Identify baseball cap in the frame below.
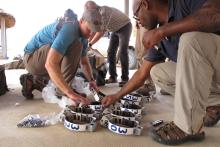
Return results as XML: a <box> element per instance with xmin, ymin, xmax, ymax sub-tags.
<box><xmin>82</xmin><ymin>9</ymin><xmax>102</xmax><ymax>32</ymax></box>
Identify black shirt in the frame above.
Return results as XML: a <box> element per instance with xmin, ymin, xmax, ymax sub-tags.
<box><xmin>145</xmin><ymin>0</ymin><xmax>207</xmax><ymax>62</ymax></box>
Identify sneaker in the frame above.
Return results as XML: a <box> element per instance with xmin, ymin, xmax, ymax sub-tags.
<box><xmin>136</xmin><ymin>82</ymin><xmax>156</xmax><ymax>96</ymax></box>
<box><xmin>119</xmin><ymin>80</ymin><xmax>127</xmax><ymax>87</ymax></box>
<box><xmin>20</xmin><ymin>73</ymin><xmax>48</xmax><ymax>99</ymax></box>
<box><xmin>105</xmin><ymin>77</ymin><xmax>118</xmax><ymax>84</ymax></box>
<box><xmin>160</xmin><ymin>89</ymin><xmax>171</xmax><ymax>95</ymax></box>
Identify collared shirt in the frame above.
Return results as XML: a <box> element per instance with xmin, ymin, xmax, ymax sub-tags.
<box><xmin>24</xmin><ymin>21</ymin><xmax>88</xmax><ymax>57</ymax></box>
<box><xmin>144</xmin><ymin>0</ymin><xmax>210</xmax><ymax>62</ymax></box>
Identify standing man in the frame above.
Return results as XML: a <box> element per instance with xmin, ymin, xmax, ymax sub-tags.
<box><xmin>20</xmin><ymin>9</ymin><xmax>99</xmax><ymax>105</ymax></box>
<box><xmin>84</xmin><ymin>1</ymin><xmax>132</xmax><ymax>86</ymax></box>
<box><xmin>101</xmin><ymin>0</ymin><xmax>220</xmax><ymax>145</ymax></box>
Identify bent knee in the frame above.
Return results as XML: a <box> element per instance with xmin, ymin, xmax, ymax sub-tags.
<box><xmin>150</xmin><ymin>64</ymin><xmax>165</xmax><ymax>82</ymax></box>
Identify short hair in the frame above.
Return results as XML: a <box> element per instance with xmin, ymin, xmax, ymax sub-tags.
<box><xmin>84</xmin><ymin>1</ymin><xmax>99</xmax><ymax>10</ymax></box>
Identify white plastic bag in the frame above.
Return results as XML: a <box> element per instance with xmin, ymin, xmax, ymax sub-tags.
<box><xmin>42</xmin><ymin>79</ymin><xmax>90</xmax><ymax>108</ymax></box>
<box><xmin>71</xmin><ymin>76</ymin><xmax>92</xmax><ymax>95</ymax></box>
<box><xmin>17</xmin><ymin>110</ymin><xmax>64</xmax><ymax>128</ymax></box>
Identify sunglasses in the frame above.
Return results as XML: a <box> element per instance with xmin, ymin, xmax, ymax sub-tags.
<box><xmin>133</xmin><ymin>0</ymin><xmax>145</xmax><ymax>20</ymax></box>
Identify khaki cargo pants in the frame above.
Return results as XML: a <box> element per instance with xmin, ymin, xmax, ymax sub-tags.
<box><xmin>150</xmin><ymin>32</ymin><xmax>220</xmax><ymax>134</ymax></box>
<box><xmin>23</xmin><ymin>41</ymin><xmax>82</xmax><ymax>85</ymax></box>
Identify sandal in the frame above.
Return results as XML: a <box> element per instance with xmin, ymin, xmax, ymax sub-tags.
<box><xmin>136</xmin><ymin>83</ymin><xmax>156</xmax><ymax>96</ymax></box>
<box><xmin>148</xmin><ymin>121</ymin><xmax>205</xmax><ymax>145</ymax></box>
<box><xmin>204</xmin><ymin>105</ymin><xmax>220</xmax><ymax>127</ymax></box>
<box><xmin>105</xmin><ymin>77</ymin><xmax>117</xmax><ymax>84</ymax></box>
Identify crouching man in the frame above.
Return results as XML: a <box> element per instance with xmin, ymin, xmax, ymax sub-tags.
<box><xmin>20</xmin><ymin>9</ymin><xmax>99</xmax><ymax>105</ymax></box>
<box><xmin>101</xmin><ymin>0</ymin><xmax>220</xmax><ymax>145</ymax></box>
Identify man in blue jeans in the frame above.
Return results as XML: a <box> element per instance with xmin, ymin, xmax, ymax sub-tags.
<box><xmin>84</xmin><ymin>1</ymin><xmax>132</xmax><ymax>86</ymax></box>
<box><xmin>101</xmin><ymin>0</ymin><xmax>220</xmax><ymax>145</ymax></box>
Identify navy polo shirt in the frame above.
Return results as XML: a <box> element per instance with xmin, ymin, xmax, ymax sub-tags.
<box><xmin>145</xmin><ymin>0</ymin><xmax>207</xmax><ymax>62</ymax></box>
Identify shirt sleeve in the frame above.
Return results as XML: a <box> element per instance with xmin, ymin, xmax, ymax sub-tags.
<box><xmin>144</xmin><ymin>48</ymin><xmax>166</xmax><ymax>62</ymax></box>
<box><xmin>189</xmin><ymin>0</ymin><xmax>206</xmax><ymax>13</ymax></box>
<box><xmin>180</xmin><ymin>0</ymin><xmax>206</xmax><ymax>14</ymax></box>
<box><xmin>51</xmin><ymin>22</ymin><xmax>78</xmax><ymax>55</ymax></box>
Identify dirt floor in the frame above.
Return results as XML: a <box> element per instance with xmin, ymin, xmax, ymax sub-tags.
<box><xmin>0</xmin><ymin>69</ymin><xmax>220</xmax><ymax>147</ymax></box>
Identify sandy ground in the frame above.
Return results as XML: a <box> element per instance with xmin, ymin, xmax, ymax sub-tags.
<box><xmin>0</xmin><ymin>69</ymin><xmax>220</xmax><ymax>147</ymax></box>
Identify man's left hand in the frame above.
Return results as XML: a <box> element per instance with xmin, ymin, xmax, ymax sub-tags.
<box><xmin>101</xmin><ymin>94</ymin><xmax>120</xmax><ymax>107</ymax></box>
<box><xmin>142</xmin><ymin>28</ymin><xmax>164</xmax><ymax>50</ymax></box>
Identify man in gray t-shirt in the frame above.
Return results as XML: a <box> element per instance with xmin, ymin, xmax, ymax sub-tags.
<box><xmin>83</xmin><ymin>1</ymin><xmax>132</xmax><ymax>86</ymax></box>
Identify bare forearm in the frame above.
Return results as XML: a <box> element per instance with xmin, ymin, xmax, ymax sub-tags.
<box><xmin>115</xmin><ymin>61</ymin><xmax>158</xmax><ymax>99</ymax></box>
<box><xmin>45</xmin><ymin>62</ymin><xmax>72</xmax><ymax>94</ymax></box>
<box><xmin>81</xmin><ymin>57</ymin><xmax>94</xmax><ymax>81</ymax></box>
<box><xmin>89</xmin><ymin>32</ymin><xmax>105</xmax><ymax>45</ymax></box>
<box><xmin>159</xmin><ymin>2</ymin><xmax>220</xmax><ymax>38</ymax></box>
<box><xmin>193</xmin><ymin>6</ymin><xmax>220</xmax><ymax>32</ymax></box>
<box><xmin>45</xmin><ymin>49</ymin><xmax>77</xmax><ymax>97</ymax></box>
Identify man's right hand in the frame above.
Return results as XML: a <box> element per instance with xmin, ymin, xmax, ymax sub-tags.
<box><xmin>67</xmin><ymin>91</ymin><xmax>91</xmax><ymax>106</ymax></box>
<box><xmin>101</xmin><ymin>94</ymin><xmax>120</xmax><ymax>107</ymax></box>
<box><xmin>142</xmin><ymin>28</ymin><xmax>164</xmax><ymax>50</ymax></box>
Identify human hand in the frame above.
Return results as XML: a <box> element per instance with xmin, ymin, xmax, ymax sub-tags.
<box><xmin>67</xmin><ymin>91</ymin><xmax>91</xmax><ymax>106</ymax></box>
<box><xmin>89</xmin><ymin>80</ymin><xmax>99</xmax><ymax>91</ymax></box>
<box><xmin>142</xmin><ymin>28</ymin><xmax>164</xmax><ymax>50</ymax></box>
<box><xmin>101</xmin><ymin>94</ymin><xmax>120</xmax><ymax>107</ymax></box>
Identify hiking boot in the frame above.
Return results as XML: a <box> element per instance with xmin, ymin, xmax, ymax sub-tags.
<box><xmin>20</xmin><ymin>73</ymin><xmax>48</xmax><ymax>99</ymax></box>
<box><xmin>136</xmin><ymin>82</ymin><xmax>156</xmax><ymax>96</ymax></box>
<box><xmin>204</xmin><ymin>105</ymin><xmax>220</xmax><ymax>127</ymax></box>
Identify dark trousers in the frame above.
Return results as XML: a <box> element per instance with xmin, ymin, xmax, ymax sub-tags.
<box><xmin>107</xmin><ymin>22</ymin><xmax>132</xmax><ymax>81</ymax></box>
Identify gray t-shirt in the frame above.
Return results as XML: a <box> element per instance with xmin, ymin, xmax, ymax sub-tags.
<box><xmin>99</xmin><ymin>6</ymin><xmax>130</xmax><ymax>32</ymax></box>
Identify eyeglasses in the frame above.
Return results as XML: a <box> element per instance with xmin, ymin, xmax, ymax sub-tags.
<box><xmin>133</xmin><ymin>0</ymin><xmax>145</xmax><ymax>19</ymax></box>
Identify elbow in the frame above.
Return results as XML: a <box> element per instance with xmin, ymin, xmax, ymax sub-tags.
<box><xmin>45</xmin><ymin>60</ymin><xmax>51</xmax><ymax>72</ymax></box>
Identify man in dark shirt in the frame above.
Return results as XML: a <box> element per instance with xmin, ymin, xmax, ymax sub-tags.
<box><xmin>101</xmin><ymin>0</ymin><xmax>220</xmax><ymax>145</ymax></box>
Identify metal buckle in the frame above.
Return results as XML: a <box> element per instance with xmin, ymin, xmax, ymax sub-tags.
<box><xmin>64</xmin><ymin>113</ymin><xmax>97</xmax><ymax>132</ymax></box>
<box><xmin>120</xmin><ymin>98</ymin><xmax>141</xmax><ymax>105</ymax></box>
<box><xmin>88</xmin><ymin>101</ymin><xmax>104</xmax><ymax>111</ymax></box>
<box><xmin>100</xmin><ymin>116</ymin><xmax>143</xmax><ymax>136</ymax></box>
<box><xmin>123</xmin><ymin>93</ymin><xmax>143</xmax><ymax>102</ymax></box>
<box><xmin>120</xmin><ymin>103</ymin><xmax>143</xmax><ymax>115</ymax></box>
